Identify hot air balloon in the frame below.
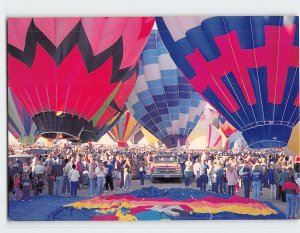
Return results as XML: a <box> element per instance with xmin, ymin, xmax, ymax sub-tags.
<box><xmin>141</xmin><ymin>127</ymin><xmax>160</xmax><ymax>147</ymax></box>
<box><xmin>130</xmin><ymin>129</ymin><xmax>144</xmax><ymax>145</ymax></box>
<box><xmin>200</xmin><ymin>107</ymin><xmax>220</xmax><ymax>128</ymax></box>
<box><xmin>8</xmin><ymin>17</ymin><xmax>154</xmax><ymax>142</ymax></box>
<box><xmin>187</xmin><ymin>122</ymin><xmax>222</xmax><ymax>149</ymax></box>
<box><xmin>108</xmin><ymin>110</ymin><xmax>140</xmax><ymax>147</ymax></box>
<box><xmin>218</xmin><ymin>115</ymin><xmax>237</xmax><ymax>138</ymax></box>
<box><xmin>284</xmin><ymin>122</ymin><xmax>300</xmax><ymax>155</ymax></box>
<box><xmin>226</xmin><ymin>131</ymin><xmax>248</xmax><ymax>150</ymax></box>
<box><xmin>126</xmin><ymin>30</ymin><xmax>207</xmax><ymax>148</ymax></box>
<box><xmin>157</xmin><ymin>16</ymin><xmax>299</xmax><ymax>149</ymax></box>
<box><xmin>93</xmin><ymin>107</ymin><xmax>126</xmax><ymax>142</ymax></box>
<box><xmin>8</xmin><ymin>87</ymin><xmax>39</xmax><ymax>144</ymax></box>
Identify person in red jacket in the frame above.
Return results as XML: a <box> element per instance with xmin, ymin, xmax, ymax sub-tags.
<box><xmin>282</xmin><ymin>172</ymin><xmax>300</xmax><ymax>219</ymax></box>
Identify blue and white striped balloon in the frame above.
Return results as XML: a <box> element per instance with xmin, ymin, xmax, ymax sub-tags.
<box><xmin>126</xmin><ymin>30</ymin><xmax>206</xmax><ymax>148</ymax></box>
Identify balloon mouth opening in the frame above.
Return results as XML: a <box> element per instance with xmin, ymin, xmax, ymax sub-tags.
<box><xmin>42</xmin><ymin>132</ymin><xmax>78</xmax><ymax>141</ymax></box>
<box><xmin>161</xmin><ymin>135</ymin><xmax>188</xmax><ymax>148</ymax></box>
<box><xmin>117</xmin><ymin>141</ymin><xmax>128</xmax><ymax>147</ymax></box>
<box><xmin>32</xmin><ymin>111</ymin><xmax>95</xmax><ymax>142</ymax></box>
<box><xmin>242</xmin><ymin>124</ymin><xmax>292</xmax><ymax>149</ymax></box>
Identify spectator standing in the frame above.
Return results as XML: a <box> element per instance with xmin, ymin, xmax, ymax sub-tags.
<box><xmin>193</xmin><ymin>158</ymin><xmax>201</xmax><ymax>188</ymax></box>
<box><xmin>278</xmin><ymin>167</ymin><xmax>289</xmax><ymax>202</ymax></box>
<box><xmin>13</xmin><ymin>173</ymin><xmax>22</xmax><ymax>200</ymax></box>
<box><xmin>226</xmin><ymin>164</ymin><xmax>239</xmax><ymax>195</ymax></box>
<box><xmin>33</xmin><ymin>161</ymin><xmax>46</xmax><ymax>195</ymax></box>
<box><xmin>21</xmin><ymin>171</ymin><xmax>32</xmax><ymax>201</ymax></box>
<box><xmin>123</xmin><ymin>159</ymin><xmax>132</xmax><ymax>191</ymax></box>
<box><xmin>75</xmin><ymin>155</ymin><xmax>84</xmax><ymax>189</ymax></box>
<box><xmin>282</xmin><ymin>173</ymin><xmax>300</xmax><ymax>219</ymax></box>
<box><xmin>268</xmin><ymin>164</ymin><xmax>276</xmax><ymax>199</ymax></box>
<box><xmin>214</xmin><ymin>161</ymin><xmax>224</xmax><ymax>194</ymax></box>
<box><xmin>139</xmin><ymin>167</ymin><xmax>146</xmax><ymax>186</ymax></box>
<box><xmin>46</xmin><ymin>164</ymin><xmax>55</xmax><ymax>195</ymax></box>
<box><xmin>251</xmin><ymin>165</ymin><xmax>263</xmax><ymax>201</ymax></box>
<box><xmin>105</xmin><ymin>157</ymin><xmax>115</xmax><ymax>192</ymax></box>
<box><xmin>68</xmin><ymin>164</ymin><xmax>80</xmax><ymax>196</ymax></box>
<box><xmin>95</xmin><ymin>161</ymin><xmax>107</xmax><ymax>196</ymax></box>
<box><xmin>62</xmin><ymin>158</ymin><xmax>72</xmax><ymax>195</ymax></box>
<box><xmin>274</xmin><ymin>164</ymin><xmax>282</xmax><ymax>200</ymax></box>
<box><xmin>239</xmin><ymin>162</ymin><xmax>252</xmax><ymax>198</ymax></box>
<box><xmin>54</xmin><ymin>158</ymin><xmax>64</xmax><ymax>196</ymax></box>
<box><xmin>114</xmin><ymin>156</ymin><xmax>122</xmax><ymax>190</ymax></box>
<box><xmin>87</xmin><ymin>156</ymin><xmax>97</xmax><ymax>197</ymax></box>
<box><xmin>199</xmin><ymin>161</ymin><xmax>209</xmax><ymax>192</ymax></box>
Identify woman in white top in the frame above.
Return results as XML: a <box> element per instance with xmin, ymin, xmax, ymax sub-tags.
<box><xmin>123</xmin><ymin>159</ymin><xmax>132</xmax><ymax>191</ymax></box>
<box><xmin>68</xmin><ymin>164</ymin><xmax>80</xmax><ymax>196</ymax></box>
<box><xmin>95</xmin><ymin>161</ymin><xmax>107</xmax><ymax>196</ymax></box>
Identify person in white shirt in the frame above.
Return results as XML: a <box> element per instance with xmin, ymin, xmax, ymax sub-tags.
<box><xmin>68</xmin><ymin>164</ymin><xmax>80</xmax><ymax>196</ymax></box>
<box><xmin>34</xmin><ymin>161</ymin><xmax>46</xmax><ymax>175</ymax></box>
<box><xmin>193</xmin><ymin>158</ymin><xmax>201</xmax><ymax>188</ymax></box>
<box><xmin>95</xmin><ymin>161</ymin><xmax>107</xmax><ymax>196</ymax></box>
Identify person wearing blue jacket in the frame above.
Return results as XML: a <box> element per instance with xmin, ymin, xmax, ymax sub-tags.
<box><xmin>239</xmin><ymin>162</ymin><xmax>252</xmax><ymax>198</ymax></box>
<box><xmin>268</xmin><ymin>164</ymin><xmax>276</xmax><ymax>199</ymax></box>
<box><xmin>139</xmin><ymin>167</ymin><xmax>146</xmax><ymax>186</ymax></box>
<box><xmin>251</xmin><ymin>165</ymin><xmax>263</xmax><ymax>201</ymax></box>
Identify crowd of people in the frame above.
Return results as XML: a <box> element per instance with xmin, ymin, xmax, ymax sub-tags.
<box><xmin>7</xmin><ymin>143</ymin><xmax>300</xmax><ymax>219</ymax></box>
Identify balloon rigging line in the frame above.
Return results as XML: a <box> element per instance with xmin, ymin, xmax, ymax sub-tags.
<box><xmin>272</xmin><ymin>17</ymin><xmax>282</xmax><ymax>122</ymax></box>
<box><xmin>221</xmin><ymin>16</ymin><xmax>257</xmax><ymax>125</ymax></box>
<box><xmin>249</xmin><ymin>16</ymin><xmax>266</xmax><ymax>123</ymax></box>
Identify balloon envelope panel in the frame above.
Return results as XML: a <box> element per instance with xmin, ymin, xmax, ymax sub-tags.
<box><xmin>8</xmin><ymin>17</ymin><xmax>154</xmax><ymax>141</ymax></box>
<box><xmin>157</xmin><ymin>16</ymin><xmax>299</xmax><ymax>149</ymax></box>
<box><xmin>126</xmin><ymin>30</ymin><xmax>206</xmax><ymax>148</ymax></box>
<box><xmin>8</xmin><ymin>88</ymin><xmax>39</xmax><ymax>144</ymax></box>
<box><xmin>108</xmin><ymin>110</ymin><xmax>140</xmax><ymax>147</ymax></box>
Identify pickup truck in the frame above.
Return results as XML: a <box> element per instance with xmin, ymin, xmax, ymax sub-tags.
<box><xmin>151</xmin><ymin>154</ymin><xmax>182</xmax><ymax>183</ymax></box>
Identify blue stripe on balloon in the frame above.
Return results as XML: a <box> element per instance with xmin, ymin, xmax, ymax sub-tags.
<box><xmin>23</xmin><ymin>110</ymin><xmax>32</xmax><ymax>135</ymax></box>
<box><xmin>8</xmin><ymin>116</ymin><xmax>22</xmax><ymax>136</ymax></box>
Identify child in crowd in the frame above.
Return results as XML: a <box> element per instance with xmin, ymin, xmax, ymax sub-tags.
<box><xmin>13</xmin><ymin>173</ymin><xmax>22</xmax><ymax>200</ymax></box>
<box><xmin>139</xmin><ymin>167</ymin><xmax>146</xmax><ymax>186</ymax></box>
<box><xmin>22</xmin><ymin>171</ymin><xmax>32</xmax><ymax>201</ymax></box>
<box><xmin>36</xmin><ymin>177</ymin><xmax>44</xmax><ymax>195</ymax></box>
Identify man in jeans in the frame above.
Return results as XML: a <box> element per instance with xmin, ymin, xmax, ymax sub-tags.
<box><xmin>199</xmin><ymin>161</ymin><xmax>209</xmax><ymax>192</ymax></box>
<box><xmin>214</xmin><ymin>162</ymin><xmax>224</xmax><ymax>194</ymax></box>
<box><xmin>54</xmin><ymin>158</ymin><xmax>64</xmax><ymax>196</ymax></box>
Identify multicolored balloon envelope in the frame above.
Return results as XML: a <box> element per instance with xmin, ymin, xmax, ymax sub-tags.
<box><xmin>130</xmin><ymin>129</ymin><xmax>144</xmax><ymax>145</ymax></box>
<box><xmin>141</xmin><ymin>127</ymin><xmax>160</xmax><ymax>147</ymax></box>
<box><xmin>187</xmin><ymin>122</ymin><xmax>222</xmax><ymax>149</ymax></box>
<box><xmin>8</xmin><ymin>87</ymin><xmax>39</xmax><ymax>144</ymax></box>
<box><xmin>50</xmin><ymin>187</ymin><xmax>286</xmax><ymax>221</ymax></box>
<box><xmin>218</xmin><ymin>115</ymin><xmax>237</xmax><ymax>138</ymax></box>
<box><xmin>126</xmin><ymin>30</ymin><xmax>207</xmax><ymax>148</ymax></box>
<box><xmin>200</xmin><ymin>107</ymin><xmax>220</xmax><ymax>128</ymax></box>
<box><xmin>8</xmin><ymin>17</ymin><xmax>154</xmax><ymax>142</ymax></box>
<box><xmin>93</xmin><ymin>107</ymin><xmax>126</xmax><ymax>142</ymax></box>
<box><xmin>108</xmin><ymin>110</ymin><xmax>140</xmax><ymax>147</ymax></box>
<box><xmin>156</xmin><ymin>16</ymin><xmax>299</xmax><ymax>149</ymax></box>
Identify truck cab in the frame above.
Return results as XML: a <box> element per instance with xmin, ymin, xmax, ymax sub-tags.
<box><xmin>151</xmin><ymin>154</ymin><xmax>182</xmax><ymax>183</ymax></box>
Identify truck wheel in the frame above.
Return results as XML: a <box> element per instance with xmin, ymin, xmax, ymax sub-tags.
<box><xmin>152</xmin><ymin>178</ymin><xmax>156</xmax><ymax>183</ymax></box>
<box><xmin>178</xmin><ymin>178</ymin><xmax>182</xmax><ymax>183</ymax></box>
